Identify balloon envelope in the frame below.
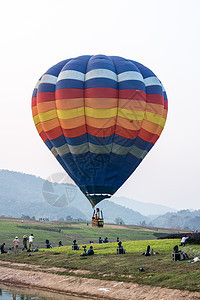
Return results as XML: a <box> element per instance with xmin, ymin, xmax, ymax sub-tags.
<box><xmin>32</xmin><ymin>55</ymin><xmax>168</xmax><ymax>207</ymax></box>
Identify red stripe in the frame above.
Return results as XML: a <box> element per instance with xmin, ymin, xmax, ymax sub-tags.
<box><xmin>56</xmin><ymin>89</ymin><xmax>84</xmax><ymax>99</ymax></box>
<box><xmin>42</xmin><ymin>125</ymin><xmax>160</xmax><ymax>144</ymax></box>
<box><xmin>164</xmin><ymin>99</ymin><xmax>168</xmax><ymax>110</ymax></box>
<box><xmin>87</xmin><ymin>125</ymin><xmax>115</xmax><ymax>137</ymax></box>
<box><xmin>63</xmin><ymin>125</ymin><xmax>86</xmax><ymax>138</ymax></box>
<box><xmin>37</xmin><ymin>92</ymin><xmax>55</xmax><ymax>103</ymax></box>
<box><xmin>32</xmin><ymin>97</ymin><xmax>36</xmax><ymax>107</ymax></box>
<box><xmin>45</xmin><ymin>127</ymin><xmax>64</xmax><ymax>140</ymax></box>
<box><xmin>40</xmin><ymin>131</ymin><xmax>48</xmax><ymax>142</ymax></box>
<box><xmin>119</xmin><ymin>89</ymin><xmax>146</xmax><ymax>100</ymax></box>
<box><xmin>138</xmin><ymin>128</ymin><xmax>159</xmax><ymax>143</ymax></box>
<box><xmin>115</xmin><ymin>126</ymin><xmax>139</xmax><ymax>139</ymax></box>
<box><xmin>85</xmin><ymin>88</ymin><xmax>118</xmax><ymax>98</ymax></box>
<box><xmin>146</xmin><ymin>94</ymin><xmax>164</xmax><ymax>105</ymax></box>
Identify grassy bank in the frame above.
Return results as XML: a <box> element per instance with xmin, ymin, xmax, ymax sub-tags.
<box><xmin>0</xmin><ymin>239</ymin><xmax>200</xmax><ymax>292</ymax></box>
<box><xmin>1</xmin><ymin>218</ymin><xmax>199</xmax><ymax>293</ymax></box>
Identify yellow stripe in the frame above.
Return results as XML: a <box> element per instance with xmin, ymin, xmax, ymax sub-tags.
<box><xmin>145</xmin><ymin>111</ymin><xmax>166</xmax><ymax>127</ymax></box>
<box><xmin>57</xmin><ymin>107</ymin><xmax>84</xmax><ymax>119</ymax></box>
<box><xmin>118</xmin><ymin>108</ymin><xmax>144</xmax><ymax>121</ymax></box>
<box><xmin>85</xmin><ymin>107</ymin><xmax>117</xmax><ymax>118</ymax></box>
<box><xmin>33</xmin><ymin>114</ymin><xmax>40</xmax><ymax>125</ymax></box>
<box><xmin>33</xmin><ymin>110</ymin><xmax>57</xmax><ymax>125</ymax></box>
<box><xmin>33</xmin><ymin>107</ymin><xmax>167</xmax><ymax>126</ymax></box>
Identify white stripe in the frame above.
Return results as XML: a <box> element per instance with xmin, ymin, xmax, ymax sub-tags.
<box><xmin>160</xmin><ymin>82</ymin><xmax>166</xmax><ymax>92</ymax></box>
<box><xmin>85</xmin><ymin>69</ymin><xmax>117</xmax><ymax>81</ymax></box>
<box><xmin>118</xmin><ymin>71</ymin><xmax>144</xmax><ymax>83</ymax></box>
<box><xmin>57</xmin><ymin>70</ymin><xmax>85</xmax><ymax>82</ymax></box>
<box><xmin>40</xmin><ymin>74</ymin><xmax>58</xmax><ymax>85</ymax></box>
<box><xmin>34</xmin><ymin>80</ymin><xmax>41</xmax><ymax>89</ymax></box>
<box><xmin>144</xmin><ymin>76</ymin><xmax>162</xmax><ymax>87</ymax></box>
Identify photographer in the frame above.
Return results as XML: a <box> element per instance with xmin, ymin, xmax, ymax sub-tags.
<box><xmin>81</xmin><ymin>246</ymin><xmax>94</xmax><ymax>256</ymax></box>
<box><xmin>72</xmin><ymin>240</ymin><xmax>79</xmax><ymax>250</ymax></box>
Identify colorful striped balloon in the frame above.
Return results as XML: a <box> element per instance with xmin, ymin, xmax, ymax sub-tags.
<box><xmin>32</xmin><ymin>55</ymin><xmax>168</xmax><ymax>207</ymax></box>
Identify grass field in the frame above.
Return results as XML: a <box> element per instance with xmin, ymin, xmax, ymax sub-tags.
<box><xmin>0</xmin><ymin>218</ymin><xmax>200</xmax><ymax>292</ymax></box>
<box><xmin>0</xmin><ymin>217</ymin><xmax>186</xmax><ymax>248</ymax></box>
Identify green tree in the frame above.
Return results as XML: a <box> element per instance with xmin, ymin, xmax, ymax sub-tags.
<box><xmin>114</xmin><ymin>217</ymin><xmax>125</xmax><ymax>225</ymax></box>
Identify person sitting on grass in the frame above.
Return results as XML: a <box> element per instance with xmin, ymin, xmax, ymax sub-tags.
<box><xmin>117</xmin><ymin>241</ymin><xmax>127</xmax><ymax>254</ymax></box>
<box><xmin>99</xmin><ymin>237</ymin><xmax>103</xmax><ymax>243</ymax></box>
<box><xmin>103</xmin><ymin>237</ymin><xmax>109</xmax><ymax>243</ymax></box>
<box><xmin>173</xmin><ymin>245</ymin><xmax>189</xmax><ymax>260</ymax></box>
<box><xmin>80</xmin><ymin>246</ymin><xmax>94</xmax><ymax>257</ymax></box>
<box><xmin>142</xmin><ymin>245</ymin><xmax>151</xmax><ymax>256</ymax></box>
<box><xmin>46</xmin><ymin>239</ymin><xmax>53</xmax><ymax>249</ymax></box>
<box><xmin>0</xmin><ymin>243</ymin><xmax>7</xmax><ymax>254</ymax></box>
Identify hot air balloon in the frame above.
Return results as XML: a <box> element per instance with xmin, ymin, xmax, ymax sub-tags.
<box><xmin>32</xmin><ymin>55</ymin><xmax>168</xmax><ymax>219</ymax></box>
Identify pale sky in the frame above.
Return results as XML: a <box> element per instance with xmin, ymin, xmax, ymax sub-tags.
<box><xmin>1</xmin><ymin>0</ymin><xmax>200</xmax><ymax>210</ymax></box>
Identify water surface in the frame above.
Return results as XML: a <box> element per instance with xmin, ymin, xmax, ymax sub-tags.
<box><xmin>0</xmin><ymin>284</ymin><xmax>84</xmax><ymax>299</ymax></box>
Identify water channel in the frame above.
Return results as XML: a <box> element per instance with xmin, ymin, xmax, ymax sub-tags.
<box><xmin>0</xmin><ymin>284</ymin><xmax>85</xmax><ymax>300</ymax></box>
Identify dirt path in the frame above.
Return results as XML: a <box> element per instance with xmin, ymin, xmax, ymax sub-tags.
<box><xmin>0</xmin><ymin>262</ymin><xmax>199</xmax><ymax>299</ymax></box>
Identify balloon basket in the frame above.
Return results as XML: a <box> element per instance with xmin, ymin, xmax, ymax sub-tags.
<box><xmin>91</xmin><ymin>218</ymin><xmax>104</xmax><ymax>228</ymax></box>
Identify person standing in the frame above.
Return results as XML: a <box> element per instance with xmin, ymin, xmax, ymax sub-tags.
<box><xmin>13</xmin><ymin>237</ymin><xmax>19</xmax><ymax>254</ymax></box>
<box><xmin>28</xmin><ymin>234</ymin><xmax>34</xmax><ymax>250</ymax></box>
<box><xmin>180</xmin><ymin>236</ymin><xmax>189</xmax><ymax>246</ymax></box>
<box><xmin>22</xmin><ymin>235</ymin><xmax>28</xmax><ymax>250</ymax></box>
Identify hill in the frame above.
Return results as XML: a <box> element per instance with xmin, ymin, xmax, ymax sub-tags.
<box><xmin>110</xmin><ymin>196</ymin><xmax>176</xmax><ymax>216</ymax></box>
<box><xmin>0</xmin><ymin>170</ymin><xmax>149</xmax><ymax>225</ymax></box>
<box><xmin>150</xmin><ymin>209</ymin><xmax>200</xmax><ymax>230</ymax></box>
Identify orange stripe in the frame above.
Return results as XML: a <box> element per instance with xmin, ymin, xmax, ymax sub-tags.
<box><xmin>142</xmin><ymin>120</ymin><xmax>163</xmax><ymax>135</ymax></box>
<box><xmin>56</xmin><ymin>98</ymin><xmax>83</xmax><ymax>110</ymax></box>
<box><xmin>86</xmin><ymin>116</ymin><xmax>116</xmax><ymax>128</ymax></box>
<box><xmin>116</xmin><ymin>117</ymin><xmax>142</xmax><ymax>130</ymax></box>
<box><xmin>118</xmin><ymin>99</ymin><xmax>146</xmax><ymax>111</ymax></box>
<box><xmin>37</xmin><ymin>101</ymin><xmax>56</xmax><ymax>113</ymax></box>
<box><xmin>32</xmin><ymin>106</ymin><xmax>38</xmax><ymax>117</ymax></box>
<box><xmin>85</xmin><ymin>98</ymin><xmax>117</xmax><ymax>109</ymax></box>
<box><xmin>40</xmin><ymin>118</ymin><xmax>61</xmax><ymax>131</ymax></box>
<box><xmin>36</xmin><ymin>123</ymin><xmax>43</xmax><ymax>134</ymax></box>
<box><xmin>162</xmin><ymin>109</ymin><xmax>168</xmax><ymax>119</ymax></box>
<box><xmin>59</xmin><ymin>116</ymin><xmax>85</xmax><ymax>129</ymax></box>
<box><xmin>146</xmin><ymin>103</ymin><xmax>163</xmax><ymax>115</ymax></box>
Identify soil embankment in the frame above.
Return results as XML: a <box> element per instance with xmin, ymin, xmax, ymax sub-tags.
<box><xmin>0</xmin><ymin>261</ymin><xmax>199</xmax><ymax>299</ymax></box>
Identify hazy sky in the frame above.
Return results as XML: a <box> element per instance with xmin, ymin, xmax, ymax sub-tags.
<box><xmin>1</xmin><ymin>0</ymin><xmax>200</xmax><ymax>210</ymax></box>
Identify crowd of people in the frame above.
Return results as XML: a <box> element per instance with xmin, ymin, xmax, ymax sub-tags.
<box><xmin>0</xmin><ymin>234</ymin><xmax>191</xmax><ymax>262</ymax></box>
<box><xmin>1</xmin><ymin>234</ymin><xmax>35</xmax><ymax>254</ymax></box>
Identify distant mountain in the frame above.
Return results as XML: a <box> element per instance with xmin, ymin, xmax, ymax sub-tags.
<box><xmin>150</xmin><ymin>209</ymin><xmax>200</xmax><ymax>230</ymax></box>
<box><xmin>110</xmin><ymin>196</ymin><xmax>176</xmax><ymax>216</ymax></box>
<box><xmin>0</xmin><ymin>170</ymin><xmax>149</xmax><ymax>225</ymax></box>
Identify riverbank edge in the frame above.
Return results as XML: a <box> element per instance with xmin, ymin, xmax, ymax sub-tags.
<box><xmin>0</xmin><ymin>263</ymin><xmax>200</xmax><ymax>299</ymax></box>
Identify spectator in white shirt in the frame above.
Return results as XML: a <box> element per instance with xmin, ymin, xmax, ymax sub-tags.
<box><xmin>180</xmin><ymin>236</ymin><xmax>188</xmax><ymax>246</ymax></box>
<box><xmin>28</xmin><ymin>234</ymin><xmax>34</xmax><ymax>250</ymax></box>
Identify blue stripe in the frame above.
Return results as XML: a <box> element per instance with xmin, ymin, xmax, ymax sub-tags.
<box><xmin>56</xmin><ymin>79</ymin><xmax>84</xmax><ymax>90</ymax></box>
<box><xmin>86</xmin><ymin>55</ymin><xmax>116</xmax><ymax>73</ymax></box>
<box><xmin>146</xmin><ymin>85</ymin><xmax>163</xmax><ymax>95</ymax></box>
<box><xmin>85</xmin><ymin>78</ymin><xmax>118</xmax><ymax>89</ymax></box>
<box><xmin>119</xmin><ymin>80</ymin><xmax>145</xmax><ymax>91</ymax></box>
<box><xmin>45</xmin><ymin>60</ymin><xmax>70</xmax><ymax>77</ymax></box>
<box><xmin>61</xmin><ymin>56</ymin><xmax>91</xmax><ymax>73</ymax></box>
<box><xmin>32</xmin><ymin>89</ymin><xmax>37</xmax><ymax>97</ymax></box>
<box><xmin>45</xmin><ymin>139</ymin><xmax>53</xmax><ymax>150</ymax></box>
<box><xmin>37</xmin><ymin>83</ymin><xmax>55</xmax><ymax>93</ymax></box>
<box><xmin>131</xmin><ymin>61</ymin><xmax>156</xmax><ymax>79</ymax></box>
<box><xmin>111</xmin><ymin>56</ymin><xmax>141</xmax><ymax>74</ymax></box>
<box><xmin>134</xmin><ymin>137</ymin><xmax>153</xmax><ymax>150</ymax></box>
